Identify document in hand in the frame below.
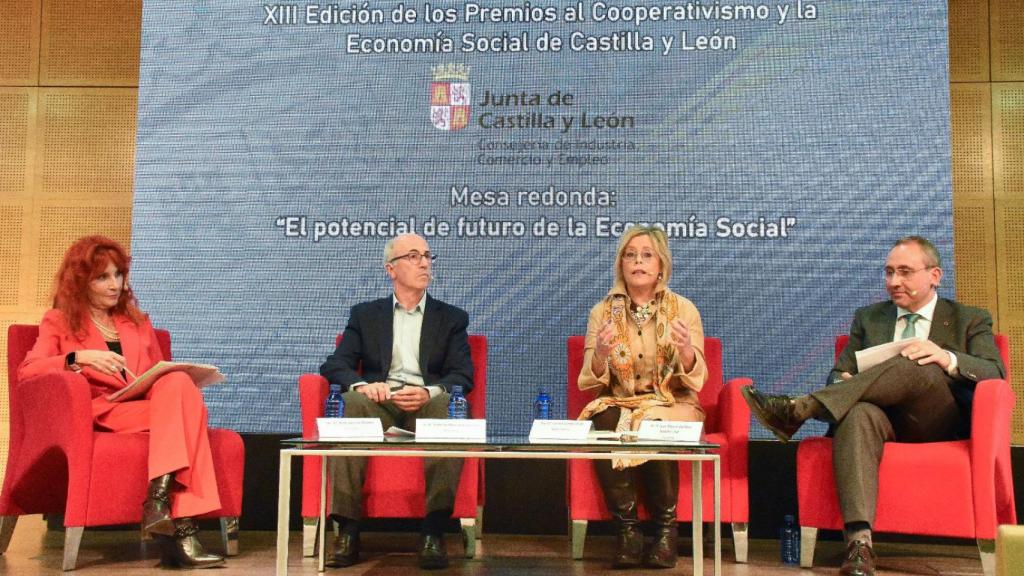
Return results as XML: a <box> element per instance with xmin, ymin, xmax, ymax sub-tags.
<box><xmin>854</xmin><ymin>337</ymin><xmax>924</xmax><ymax>372</ymax></box>
<box><xmin>106</xmin><ymin>361</ymin><xmax>226</xmax><ymax>402</ymax></box>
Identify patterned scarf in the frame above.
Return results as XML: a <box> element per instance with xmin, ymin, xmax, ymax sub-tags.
<box><xmin>578</xmin><ymin>291</ymin><xmax>682</xmax><ymax>468</ymax></box>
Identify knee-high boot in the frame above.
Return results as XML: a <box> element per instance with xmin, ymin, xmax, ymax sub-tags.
<box><xmin>594</xmin><ymin>461</ymin><xmax>643</xmax><ymax>568</ymax></box>
<box><xmin>641</xmin><ymin>461</ymin><xmax>679</xmax><ymax>569</ymax></box>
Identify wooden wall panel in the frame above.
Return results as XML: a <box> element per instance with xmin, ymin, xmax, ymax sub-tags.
<box><xmin>951</xmin><ymin>83</ymin><xmax>993</xmax><ymax>201</ymax></box>
<box><xmin>991</xmin><ymin>0</ymin><xmax>1024</xmax><ymax>81</ymax></box>
<box><xmin>34</xmin><ymin>206</ymin><xmax>133</xmax><ymax>307</ymax></box>
<box><xmin>0</xmin><ymin>89</ymin><xmax>35</xmax><ymax>199</ymax></box>
<box><xmin>0</xmin><ymin>0</ymin><xmax>40</xmax><ymax>86</ymax></box>
<box><xmin>948</xmin><ymin>0</ymin><xmax>990</xmax><ymax>82</ymax></box>
<box><xmin>992</xmin><ymin>82</ymin><xmax>1024</xmax><ymax>441</ymax></box>
<box><xmin>953</xmin><ymin>200</ymin><xmax>998</xmax><ymax>316</ymax></box>
<box><xmin>993</xmin><ymin>84</ymin><xmax>1024</xmax><ymax>202</ymax></box>
<box><xmin>39</xmin><ymin>0</ymin><xmax>142</xmax><ymax>87</ymax></box>
<box><xmin>37</xmin><ymin>89</ymin><xmax>137</xmax><ymax>198</ymax></box>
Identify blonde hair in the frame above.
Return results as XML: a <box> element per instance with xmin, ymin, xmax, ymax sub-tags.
<box><xmin>612</xmin><ymin>226</ymin><xmax>672</xmax><ymax>293</ymax></box>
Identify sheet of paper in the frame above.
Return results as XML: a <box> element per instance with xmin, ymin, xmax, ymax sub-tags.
<box><xmin>854</xmin><ymin>337</ymin><xmax>923</xmax><ymax>372</ymax></box>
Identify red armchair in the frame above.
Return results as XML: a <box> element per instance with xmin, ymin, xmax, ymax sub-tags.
<box><xmin>566</xmin><ymin>335</ymin><xmax>751</xmax><ymax>562</ymax></box>
<box><xmin>0</xmin><ymin>324</ymin><xmax>245</xmax><ymax>571</ymax></box>
<box><xmin>797</xmin><ymin>334</ymin><xmax>1015</xmax><ymax>575</ymax></box>
<box><xmin>298</xmin><ymin>334</ymin><xmax>487</xmax><ymax>558</ymax></box>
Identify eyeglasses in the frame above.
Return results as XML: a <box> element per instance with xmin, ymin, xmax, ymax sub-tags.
<box><xmin>883</xmin><ymin>266</ymin><xmax>935</xmax><ymax>280</ymax></box>
<box><xmin>388</xmin><ymin>251</ymin><xmax>436</xmax><ymax>265</ymax></box>
<box><xmin>623</xmin><ymin>250</ymin><xmax>656</xmax><ymax>263</ymax></box>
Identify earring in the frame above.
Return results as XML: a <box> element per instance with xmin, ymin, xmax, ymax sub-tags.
<box><xmin>658</xmin><ymin>273</ymin><xmax>663</xmax><ymax>280</ymax></box>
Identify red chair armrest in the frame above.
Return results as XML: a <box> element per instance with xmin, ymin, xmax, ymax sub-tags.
<box><xmin>969</xmin><ymin>377</ymin><xmax>1017</xmax><ymax>538</ymax></box>
<box><xmin>299</xmin><ymin>373</ymin><xmax>329</xmax><ymax>438</ymax></box>
<box><xmin>1</xmin><ymin>372</ymin><xmax>96</xmax><ymax>515</ymax></box>
<box><xmin>717</xmin><ymin>377</ymin><xmax>752</xmax><ymax>442</ymax></box>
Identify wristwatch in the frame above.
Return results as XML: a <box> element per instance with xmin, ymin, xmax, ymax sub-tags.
<box><xmin>66</xmin><ymin>352</ymin><xmax>83</xmax><ymax>373</ymax></box>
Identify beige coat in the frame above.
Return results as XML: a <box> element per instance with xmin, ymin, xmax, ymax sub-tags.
<box><xmin>578</xmin><ymin>289</ymin><xmax>707</xmax><ymax>422</ymax></box>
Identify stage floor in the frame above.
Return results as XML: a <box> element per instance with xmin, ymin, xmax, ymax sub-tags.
<box><xmin>1</xmin><ymin>514</ymin><xmax>986</xmax><ymax>575</ymax></box>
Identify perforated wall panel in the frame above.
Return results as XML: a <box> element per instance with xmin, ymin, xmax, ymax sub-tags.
<box><xmin>0</xmin><ymin>206</ymin><xmax>24</xmax><ymax>308</ymax></box>
<box><xmin>0</xmin><ymin>90</ymin><xmax>33</xmax><ymax>199</ymax></box>
<box><xmin>35</xmin><ymin>206</ymin><xmax>133</xmax><ymax>306</ymax></box>
<box><xmin>40</xmin><ymin>0</ymin><xmax>141</xmax><ymax>86</ymax></box>
<box><xmin>992</xmin><ymin>0</ymin><xmax>1024</xmax><ymax>81</ymax></box>
<box><xmin>948</xmin><ymin>0</ymin><xmax>990</xmax><ymax>82</ymax></box>
<box><xmin>951</xmin><ymin>83</ymin><xmax>993</xmax><ymax>201</ymax></box>
<box><xmin>0</xmin><ymin>0</ymin><xmax>40</xmax><ymax>85</ymax></box>
<box><xmin>953</xmin><ymin>201</ymin><xmax>998</xmax><ymax>315</ymax></box>
<box><xmin>994</xmin><ymin>84</ymin><xmax>1024</xmax><ymax>202</ymax></box>
<box><xmin>39</xmin><ymin>89</ymin><xmax>137</xmax><ymax>197</ymax></box>
<box><xmin>1007</xmin><ymin>322</ymin><xmax>1024</xmax><ymax>444</ymax></box>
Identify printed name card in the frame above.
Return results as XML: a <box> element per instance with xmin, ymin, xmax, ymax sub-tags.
<box><xmin>529</xmin><ymin>420</ymin><xmax>592</xmax><ymax>442</ymax></box>
<box><xmin>317</xmin><ymin>418</ymin><xmax>384</xmax><ymax>441</ymax></box>
<box><xmin>415</xmin><ymin>419</ymin><xmax>487</xmax><ymax>442</ymax></box>
<box><xmin>636</xmin><ymin>421</ymin><xmax>703</xmax><ymax>443</ymax></box>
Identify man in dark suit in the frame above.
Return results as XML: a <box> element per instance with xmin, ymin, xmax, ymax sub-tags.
<box><xmin>319</xmin><ymin>233</ymin><xmax>474</xmax><ymax>570</ymax></box>
<box><xmin>742</xmin><ymin>236</ymin><xmax>1004</xmax><ymax>576</ymax></box>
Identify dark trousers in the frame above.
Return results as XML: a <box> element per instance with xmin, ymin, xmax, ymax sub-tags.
<box><xmin>810</xmin><ymin>356</ymin><xmax>960</xmax><ymax>525</ymax></box>
<box><xmin>329</xmin><ymin>391</ymin><xmax>463</xmax><ymax>520</ymax></box>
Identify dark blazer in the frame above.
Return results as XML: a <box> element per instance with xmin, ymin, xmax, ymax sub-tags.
<box><xmin>828</xmin><ymin>297</ymin><xmax>1005</xmax><ymax>430</ymax></box>
<box><xmin>320</xmin><ymin>294</ymin><xmax>473</xmax><ymax>394</ymax></box>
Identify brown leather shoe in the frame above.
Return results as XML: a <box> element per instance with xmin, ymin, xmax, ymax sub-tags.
<box><xmin>740</xmin><ymin>386</ymin><xmax>804</xmax><ymax>442</ymax></box>
<box><xmin>326</xmin><ymin>532</ymin><xmax>360</xmax><ymax>568</ymax></box>
<box><xmin>418</xmin><ymin>533</ymin><xmax>449</xmax><ymax>570</ymax></box>
<box><xmin>839</xmin><ymin>539</ymin><xmax>876</xmax><ymax>576</ymax></box>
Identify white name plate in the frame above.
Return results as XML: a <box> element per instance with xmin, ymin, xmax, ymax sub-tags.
<box><xmin>317</xmin><ymin>418</ymin><xmax>384</xmax><ymax>441</ymax></box>
<box><xmin>636</xmin><ymin>421</ymin><xmax>703</xmax><ymax>443</ymax></box>
<box><xmin>529</xmin><ymin>420</ymin><xmax>592</xmax><ymax>442</ymax></box>
<box><xmin>415</xmin><ymin>419</ymin><xmax>487</xmax><ymax>442</ymax></box>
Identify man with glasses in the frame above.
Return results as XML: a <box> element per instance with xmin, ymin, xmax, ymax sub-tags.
<box><xmin>319</xmin><ymin>233</ymin><xmax>474</xmax><ymax>569</ymax></box>
<box><xmin>741</xmin><ymin>235</ymin><xmax>1004</xmax><ymax>576</ymax></box>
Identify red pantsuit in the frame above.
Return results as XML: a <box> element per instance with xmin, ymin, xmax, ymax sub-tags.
<box><xmin>18</xmin><ymin>309</ymin><xmax>222</xmax><ymax>518</ymax></box>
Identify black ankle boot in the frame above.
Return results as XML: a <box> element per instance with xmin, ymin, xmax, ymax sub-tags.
<box><xmin>142</xmin><ymin>474</ymin><xmax>175</xmax><ymax>538</ymax></box>
<box><xmin>594</xmin><ymin>460</ymin><xmax>642</xmax><ymax>568</ymax></box>
<box><xmin>641</xmin><ymin>461</ymin><xmax>679</xmax><ymax>569</ymax></box>
<box><xmin>155</xmin><ymin>518</ymin><xmax>225</xmax><ymax>569</ymax></box>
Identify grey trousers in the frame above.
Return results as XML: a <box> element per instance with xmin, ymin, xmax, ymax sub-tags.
<box><xmin>329</xmin><ymin>390</ymin><xmax>463</xmax><ymax>520</ymax></box>
<box><xmin>810</xmin><ymin>355</ymin><xmax>960</xmax><ymax>525</ymax></box>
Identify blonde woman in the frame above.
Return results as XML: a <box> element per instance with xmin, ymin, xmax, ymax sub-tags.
<box><xmin>577</xmin><ymin>226</ymin><xmax>707</xmax><ymax>569</ymax></box>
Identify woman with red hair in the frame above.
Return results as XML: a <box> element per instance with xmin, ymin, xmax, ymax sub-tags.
<box><xmin>18</xmin><ymin>235</ymin><xmax>225</xmax><ymax>569</ymax></box>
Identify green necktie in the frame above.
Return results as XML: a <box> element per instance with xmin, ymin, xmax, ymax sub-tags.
<box><xmin>900</xmin><ymin>313</ymin><xmax>921</xmax><ymax>340</ymax></box>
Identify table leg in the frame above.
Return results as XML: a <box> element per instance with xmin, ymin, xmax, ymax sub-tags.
<box><xmin>692</xmin><ymin>460</ymin><xmax>703</xmax><ymax>576</ymax></box>
<box><xmin>715</xmin><ymin>457</ymin><xmax>721</xmax><ymax>576</ymax></box>
<box><xmin>319</xmin><ymin>457</ymin><xmax>328</xmax><ymax>572</ymax></box>
<box><xmin>277</xmin><ymin>450</ymin><xmax>292</xmax><ymax>576</ymax></box>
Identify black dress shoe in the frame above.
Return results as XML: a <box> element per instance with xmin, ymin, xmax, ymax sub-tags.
<box><xmin>326</xmin><ymin>533</ymin><xmax>360</xmax><ymax>568</ymax></box>
<box><xmin>418</xmin><ymin>533</ymin><xmax>449</xmax><ymax>570</ymax></box>
<box><xmin>740</xmin><ymin>386</ymin><xmax>804</xmax><ymax>442</ymax></box>
<box><xmin>839</xmin><ymin>539</ymin><xmax>876</xmax><ymax>576</ymax></box>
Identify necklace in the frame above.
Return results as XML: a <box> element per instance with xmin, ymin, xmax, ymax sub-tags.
<box><xmin>631</xmin><ymin>301</ymin><xmax>654</xmax><ymax>325</ymax></box>
<box><xmin>91</xmin><ymin>314</ymin><xmax>119</xmax><ymax>341</ymax></box>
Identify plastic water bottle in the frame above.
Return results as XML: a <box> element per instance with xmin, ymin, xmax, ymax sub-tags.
<box><xmin>534</xmin><ymin>389</ymin><xmax>552</xmax><ymax>420</ymax></box>
<box><xmin>780</xmin><ymin>514</ymin><xmax>800</xmax><ymax>565</ymax></box>
<box><xmin>448</xmin><ymin>385</ymin><xmax>469</xmax><ymax>419</ymax></box>
<box><xmin>324</xmin><ymin>384</ymin><xmax>344</xmax><ymax>418</ymax></box>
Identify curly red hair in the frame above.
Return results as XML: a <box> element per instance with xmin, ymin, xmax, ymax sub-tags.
<box><xmin>52</xmin><ymin>235</ymin><xmax>145</xmax><ymax>336</ymax></box>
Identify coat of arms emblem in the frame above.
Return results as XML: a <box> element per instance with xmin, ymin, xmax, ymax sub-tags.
<box><xmin>430</xmin><ymin>64</ymin><xmax>471</xmax><ymax>131</ymax></box>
